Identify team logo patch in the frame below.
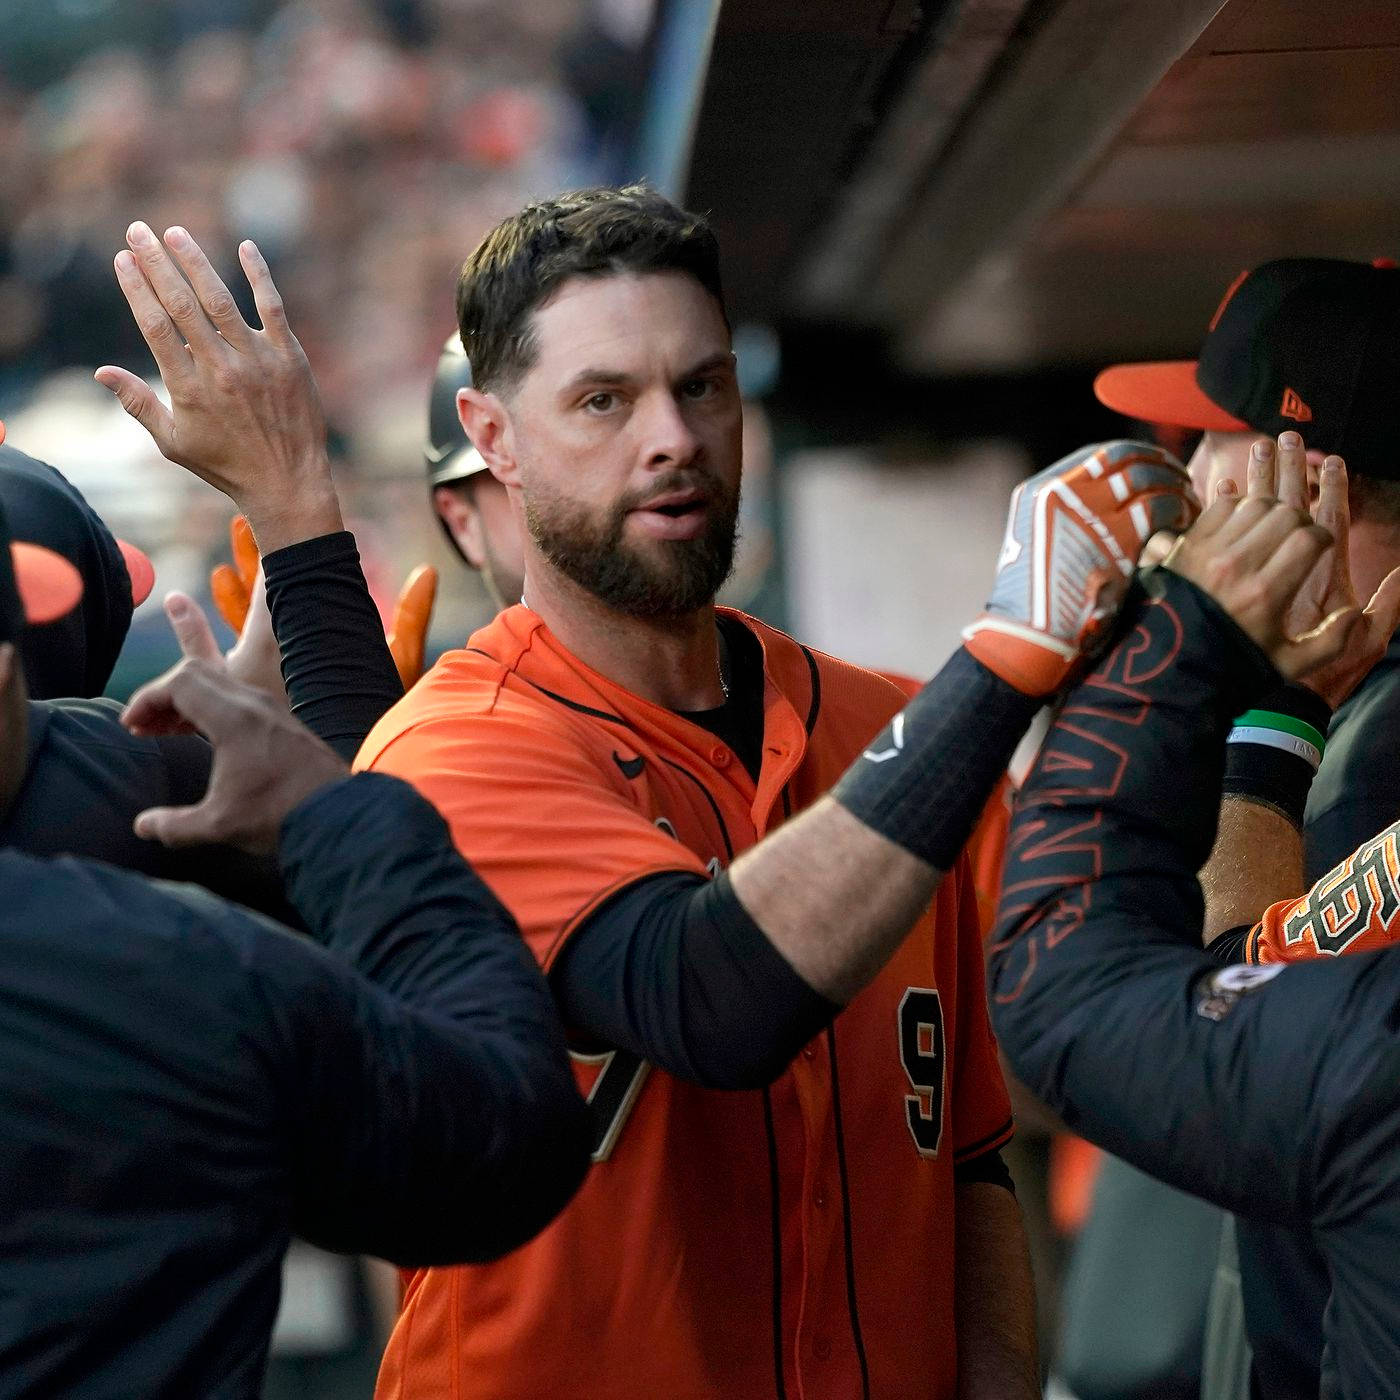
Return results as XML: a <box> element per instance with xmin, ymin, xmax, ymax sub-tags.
<box><xmin>1195</xmin><ymin>962</ymin><xmax>1283</xmax><ymax>1022</ymax></box>
<box><xmin>1279</xmin><ymin>387</ymin><xmax>1313</xmax><ymax>423</ymax></box>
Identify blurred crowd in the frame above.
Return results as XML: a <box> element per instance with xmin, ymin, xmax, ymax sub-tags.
<box><xmin>0</xmin><ymin>0</ymin><xmax>653</xmax><ymax>687</ymax></box>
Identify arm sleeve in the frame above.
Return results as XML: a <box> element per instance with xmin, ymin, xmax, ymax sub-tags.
<box><xmin>271</xmin><ymin>771</ymin><xmax>591</xmax><ymax>1264</ymax></box>
<box><xmin>359</xmin><ymin>703</ymin><xmax>711</xmax><ymax>969</ymax></box>
<box><xmin>1245</xmin><ymin>818</ymin><xmax>1400</xmax><ymax>963</ymax></box>
<box><xmin>553</xmin><ymin>869</ymin><xmax>840</xmax><ymax>1089</ymax></box>
<box><xmin>988</xmin><ymin>569</ymin><xmax>1399</xmax><ymax>1227</ymax></box>
<box><xmin>261</xmin><ymin>531</ymin><xmax>404</xmax><ymax>760</ymax></box>
<box><xmin>955</xmin><ymin>1146</ymin><xmax>1015</xmax><ymax>1193</ymax></box>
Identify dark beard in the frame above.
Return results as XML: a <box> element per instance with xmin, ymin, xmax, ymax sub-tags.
<box><xmin>523</xmin><ymin>472</ymin><xmax>739</xmax><ymax>619</ymax></box>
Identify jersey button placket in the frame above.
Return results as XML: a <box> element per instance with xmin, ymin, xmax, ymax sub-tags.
<box><xmin>709</xmin><ymin>745</ymin><xmax>730</xmax><ymax>767</ymax></box>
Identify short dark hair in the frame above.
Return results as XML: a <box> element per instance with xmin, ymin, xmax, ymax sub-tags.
<box><xmin>455</xmin><ymin>184</ymin><xmax>727</xmax><ymax>395</ymax></box>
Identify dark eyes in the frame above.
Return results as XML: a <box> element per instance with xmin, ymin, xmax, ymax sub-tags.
<box><xmin>680</xmin><ymin>378</ymin><xmax>718</xmax><ymax>400</ymax></box>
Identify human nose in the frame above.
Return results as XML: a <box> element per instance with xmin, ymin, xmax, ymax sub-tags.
<box><xmin>635</xmin><ymin>389</ymin><xmax>701</xmax><ymax>468</ymax></box>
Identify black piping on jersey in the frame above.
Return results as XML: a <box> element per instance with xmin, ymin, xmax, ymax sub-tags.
<box><xmin>799</xmin><ymin>646</ymin><xmax>822</xmax><ymax>736</ymax></box>
<box><xmin>955</xmin><ymin>1116</ymin><xmax>1015</xmax><ymax>1165</ymax></box>
<box><xmin>826</xmin><ymin>1023</ymin><xmax>871</xmax><ymax>1399</ymax></box>
<box><xmin>659</xmin><ymin>756</ymin><xmax>735</xmax><ymax>863</ymax></box>
<box><xmin>762</xmin><ymin>1086</ymin><xmax>788</xmax><ymax>1400</ymax></box>
<box><xmin>466</xmin><ymin>647</ymin><xmax>634</xmax><ymax>728</ymax></box>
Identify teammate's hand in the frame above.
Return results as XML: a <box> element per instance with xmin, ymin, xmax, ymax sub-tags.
<box><xmin>386</xmin><ymin>564</ymin><xmax>439</xmax><ymax>689</ymax></box>
<box><xmin>94</xmin><ymin>222</ymin><xmax>342</xmax><ymax>553</ymax></box>
<box><xmin>123</xmin><ymin>658</ymin><xmax>347</xmax><ymax>853</ymax></box>
<box><xmin>1164</xmin><ymin>479</ymin><xmax>1360</xmax><ymax>681</ymax></box>
<box><xmin>1253</xmin><ymin>434</ymin><xmax>1400</xmax><ymax>706</ymax></box>
<box><xmin>962</xmin><ymin>440</ymin><xmax>1197</xmax><ymax>696</ymax></box>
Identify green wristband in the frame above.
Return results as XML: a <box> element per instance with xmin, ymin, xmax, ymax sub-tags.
<box><xmin>1227</xmin><ymin>708</ymin><xmax>1326</xmax><ymax>770</ymax></box>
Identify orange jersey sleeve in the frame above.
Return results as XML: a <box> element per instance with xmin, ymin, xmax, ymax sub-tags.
<box><xmin>1247</xmin><ymin>819</ymin><xmax>1400</xmax><ymax>964</ymax></box>
<box><xmin>359</xmin><ymin>684</ymin><xmax>707</xmax><ymax>970</ymax></box>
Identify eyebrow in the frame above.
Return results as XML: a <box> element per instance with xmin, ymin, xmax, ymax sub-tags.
<box><xmin>560</xmin><ymin>352</ymin><xmax>735</xmax><ymax>397</ymax></box>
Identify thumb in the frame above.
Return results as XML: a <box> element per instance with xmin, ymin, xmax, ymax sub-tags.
<box><xmin>164</xmin><ymin>592</ymin><xmax>223</xmax><ymax>662</ymax></box>
<box><xmin>134</xmin><ymin>800</ymin><xmax>218</xmax><ymax>848</ymax></box>
<box><xmin>1363</xmin><ymin>564</ymin><xmax>1400</xmax><ymax>645</ymax></box>
<box><xmin>1282</xmin><ymin>606</ymin><xmax>1362</xmax><ymax>681</ymax></box>
<box><xmin>94</xmin><ymin>366</ymin><xmax>176</xmax><ymax>452</ymax></box>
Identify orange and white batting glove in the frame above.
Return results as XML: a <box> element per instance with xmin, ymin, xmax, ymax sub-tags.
<box><xmin>963</xmin><ymin>440</ymin><xmax>1198</xmax><ymax>697</ymax></box>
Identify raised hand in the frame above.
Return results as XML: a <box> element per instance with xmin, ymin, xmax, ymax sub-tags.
<box><xmin>963</xmin><ymin>440</ymin><xmax>1198</xmax><ymax>696</ymax></box>
<box><xmin>94</xmin><ymin>222</ymin><xmax>342</xmax><ymax>553</ymax></box>
<box><xmin>122</xmin><ymin>657</ymin><xmax>346</xmax><ymax>854</ymax></box>
<box><xmin>1244</xmin><ymin>433</ymin><xmax>1400</xmax><ymax>706</ymax></box>
<box><xmin>1163</xmin><ymin>476</ymin><xmax>1359</xmax><ymax>682</ymax></box>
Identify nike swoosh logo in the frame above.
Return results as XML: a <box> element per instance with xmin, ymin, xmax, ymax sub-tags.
<box><xmin>613</xmin><ymin>752</ymin><xmax>646</xmax><ymax>780</ymax></box>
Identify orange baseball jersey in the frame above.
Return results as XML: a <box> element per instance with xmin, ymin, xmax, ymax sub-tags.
<box><xmin>357</xmin><ymin>604</ymin><xmax>1013</xmax><ymax>1400</ymax></box>
<box><xmin>1246</xmin><ymin>818</ymin><xmax>1400</xmax><ymax>964</ymax></box>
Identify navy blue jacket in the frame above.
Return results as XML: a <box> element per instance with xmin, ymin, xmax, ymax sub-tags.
<box><xmin>0</xmin><ymin>772</ymin><xmax>589</xmax><ymax>1398</ymax></box>
<box><xmin>990</xmin><ymin>570</ymin><xmax>1400</xmax><ymax>1400</ymax></box>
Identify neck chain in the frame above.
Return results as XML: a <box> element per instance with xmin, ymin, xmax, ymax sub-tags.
<box><xmin>717</xmin><ymin>632</ymin><xmax>731</xmax><ymax>703</ymax></box>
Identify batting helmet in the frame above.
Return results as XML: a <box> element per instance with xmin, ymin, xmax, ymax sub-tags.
<box><xmin>425</xmin><ymin>332</ymin><xmax>490</xmax><ymax>488</ymax></box>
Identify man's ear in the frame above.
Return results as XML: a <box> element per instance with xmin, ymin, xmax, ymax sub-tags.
<box><xmin>458</xmin><ymin>387</ymin><xmax>519</xmax><ymax>487</ymax></box>
<box><xmin>434</xmin><ymin>485</ymin><xmax>486</xmax><ymax>571</ymax></box>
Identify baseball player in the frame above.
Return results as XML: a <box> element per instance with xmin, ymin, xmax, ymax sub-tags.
<box><xmin>1096</xmin><ymin>258</ymin><xmax>1400</xmax><ymax>1398</ymax></box>
<box><xmin>352</xmin><ymin>187</ymin><xmax>1197</xmax><ymax>1399</ymax></box>
<box><xmin>0</xmin><ymin>501</ymin><xmax>590</xmax><ymax>1398</ymax></box>
<box><xmin>988</xmin><ymin>477</ymin><xmax>1400</xmax><ymax>1400</ymax></box>
<box><xmin>425</xmin><ymin>332</ymin><xmax>526</xmax><ymax>610</ymax></box>
<box><xmin>91</xmin><ymin>195</ymin><xmax>1195</xmax><ymax>1398</ymax></box>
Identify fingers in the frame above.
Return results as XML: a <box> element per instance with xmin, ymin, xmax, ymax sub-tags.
<box><xmin>238</xmin><ymin>240</ymin><xmax>295</xmax><ymax>347</ymax></box>
<box><xmin>124</xmin><ymin>221</ymin><xmax>224</xmax><ymax>359</ymax></box>
<box><xmin>110</xmin><ymin>246</ymin><xmax>196</xmax><ymax>389</ymax></box>
<box><xmin>230</xmin><ymin>514</ymin><xmax>260</xmax><ymax>590</ymax></box>
<box><xmin>162</xmin><ymin>226</ymin><xmax>255</xmax><ymax>350</ymax></box>
<box><xmin>1254</xmin><ymin>514</ymin><xmax>1334</xmax><ymax>594</ymax></box>
<box><xmin>128</xmin><ymin>657</ymin><xmax>253</xmax><ymax>745</ymax></box>
<box><xmin>163</xmin><ymin>592</ymin><xmax>223</xmax><ymax>662</ymax></box>
<box><xmin>1245</xmin><ymin>438</ymin><xmax>1276</xmax><ymax>498</ymax></box>
<box><xmin>1313</xmin><ymin>455</ymin><xmax>1352</xmax><ymax>602</ymax></box>
<box><xmin>133</xmin><ymin>799</ymin><xmax>221</xmax><ymax>848</ymax></box>
<box><xmin>92</xmin><ymin>364</ymin><xmax>177</xmax><ymax>453</ymax></box>
<box><xmin>1275</xmin><ymin>432</ymin><xmax>1309</xmax><ymax>512</ymax></box>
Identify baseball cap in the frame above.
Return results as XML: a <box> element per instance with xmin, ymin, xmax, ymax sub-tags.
<box><xmin>425</xmin><ymin>332</ymin><xmax>490</xmax><ymax>488</ymax></box>
<box><xmin>0</xmin><ymin>443</ymin><xmax>155</xmax><ymax>698</ymax></box>
<box><xmin>1094</xmin><ymin>258</ymin><xmax>1400</xmax><ymax>478</ymax></box>
<box><xmin>0</xmin><ymin>488</ymin><xmax>83</xmax><ymax>646</ymax></box>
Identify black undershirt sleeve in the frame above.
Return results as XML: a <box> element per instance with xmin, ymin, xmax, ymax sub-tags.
<box><xmin>954</xmin><ymin>1146</ymin><xmax>1015</xmax><ymax>1194</ymax></box>
<box><xmin>1207</xmin><ymin>925</ymin><xmax>1252</xmax><ymax>964</ymax></box>
<box><xmin>261</xmin><ymin>531</ymin><xmax>405</xmax><ymax>761</ymax></box>
<box><xmin>553</xmin><ymin>869</ymin><xmax>840</xmax><ymax>1090</ymax></box>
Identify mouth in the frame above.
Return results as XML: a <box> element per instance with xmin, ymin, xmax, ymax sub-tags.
<box><xmin>628</xmin><ymin>490</ymin><xmax>712</xmax><ymax>539</ymax></box>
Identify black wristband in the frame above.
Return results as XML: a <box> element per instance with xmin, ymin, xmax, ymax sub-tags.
<box><xmin>831</xmin><ymin>648</ymin><xmax>1041</xmax><ymax>872</ymax></box>
<box><xmin>1222</xmin><ymin>682</ymin><xmax>1332</xmax><ymax>829</ymax></box>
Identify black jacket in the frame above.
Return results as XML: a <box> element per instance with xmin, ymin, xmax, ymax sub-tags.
<box><xmin>0</xmin><ymin>772</ymin><xmax>589</xmax><ymax>1398</ymax></box>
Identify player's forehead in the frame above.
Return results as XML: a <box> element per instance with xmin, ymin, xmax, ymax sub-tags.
<box><xmin>523</xmin><ymin>272</ymin><xmax>732</xmax><ymax>394</ymax></box>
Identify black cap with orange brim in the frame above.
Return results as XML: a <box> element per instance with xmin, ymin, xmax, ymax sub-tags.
<box><xmin>0</xmin><ymin>430</ymin><xmax>152</xmax><ymax>697</ymax></box>
<box><xmin>1094</xmin><ymin>258</ymin><xmax>1400</xmax><ymax>479</ymax></box>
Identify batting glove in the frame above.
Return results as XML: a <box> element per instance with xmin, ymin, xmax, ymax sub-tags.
<box><xmin>963</xmin><ymin>440</ymin><xmax>1197</xmax><ymax>697</ymax></box>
